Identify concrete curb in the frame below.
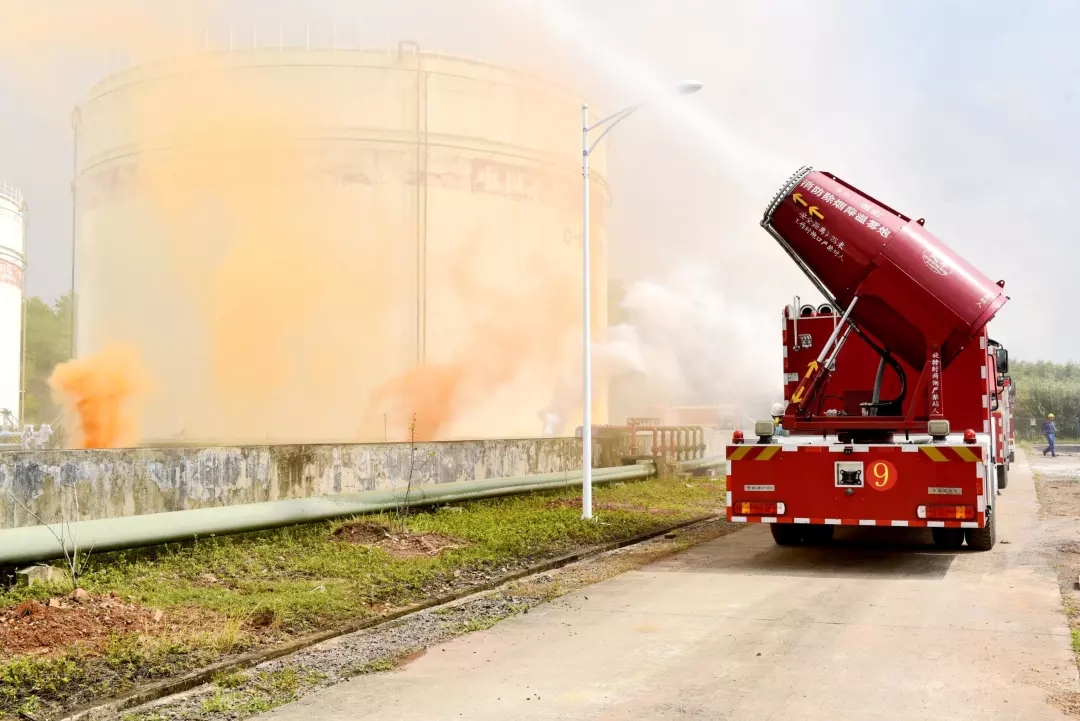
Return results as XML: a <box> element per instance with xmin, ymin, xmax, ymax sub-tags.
<box><xmin>61</xmin><ymin>514</ymin><xmax>721</xmax><ymax>721</ymax></box>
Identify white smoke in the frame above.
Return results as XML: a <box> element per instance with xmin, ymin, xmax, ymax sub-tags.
<box><xmin>614</xmin><ymin>264</ymin><xmax>781</xmax><ymax>414</ymax></box>
<box><xmin>538</xmin><ymin>324</ymin><xmax>658</xmax><ymax>437</ymax></box>
<box><xmin>539</xmin><ymin>262</ymin><xmax>784</xmax><ymax>435</ymax></box>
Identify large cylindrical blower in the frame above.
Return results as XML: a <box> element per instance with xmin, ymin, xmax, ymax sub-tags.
<box><xmin>763</xmin><ymin>166</ymin><xmax>1007</xmax><ymax>370</ymax></box>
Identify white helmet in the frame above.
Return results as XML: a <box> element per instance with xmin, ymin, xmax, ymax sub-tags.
<box><xmin>771</xmin><ymin>401</ymin><xmax>787</xmax><ymax>417</ymax></box>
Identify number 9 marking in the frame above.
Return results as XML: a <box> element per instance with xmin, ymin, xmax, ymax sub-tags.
<box><xmin>870</xmin><ymin>460</ymin><xmax>898</xmax><ymax>492</ymax></box>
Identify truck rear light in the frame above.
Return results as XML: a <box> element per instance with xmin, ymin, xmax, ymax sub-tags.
<box><xmin>963</xmin><ymin>429</ymin><xmax>977</xmax><ymax>444</ymax></box>
<box><xmin>732</xmin><ymin>430</ymin><xmax>745</xmax><ymax>444</ymax></box>
<box><xmin>917</xmin><ymin>505</ymin><xmax>975</xmax><ymax>520</ymax></box>
<box><xmin>736</xmin><ymin>501</ymin><xmax>785</xmax><ymax>516</ymax></box>
<box><xmin>927</xmin><ymin>420</ymin><xmax>950</xmax><ymax>437</ymax></box>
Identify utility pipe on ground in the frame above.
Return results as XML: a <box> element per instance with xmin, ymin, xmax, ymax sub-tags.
<box><xmin>676</xmin><ymin>456</ymin><xmax>726</xmax><ymax>474</ymax></box>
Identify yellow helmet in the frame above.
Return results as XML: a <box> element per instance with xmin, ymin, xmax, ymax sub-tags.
<box><xmin>1049</xmin><ymin>413</ymin><xmax>1055</xmax><ymax>419</ymax></box>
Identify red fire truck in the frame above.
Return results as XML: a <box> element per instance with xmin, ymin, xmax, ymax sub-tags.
<box><xmin>726</xmin><ymin>167</ymin><xmax>1010</xmax><ymax>550</ymax></box>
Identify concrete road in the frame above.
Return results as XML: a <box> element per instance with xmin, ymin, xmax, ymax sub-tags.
<box><xmin>261</xmin><ymin>453</ymin><xmax>1077</xmax><ymax>720</ymax></box>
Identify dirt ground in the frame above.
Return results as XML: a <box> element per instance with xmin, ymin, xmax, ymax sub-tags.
<box><xmin>331</xmin><ymin>522</ymin><xmax>466</xmax><ymax>558</ymax></box>
<box><xmin>0</xmin><ymin>592</ymin><xmax>172</xmax><ymax>660</ymax></box>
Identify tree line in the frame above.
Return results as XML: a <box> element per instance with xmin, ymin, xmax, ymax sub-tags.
<box><xmin>21</xmin><ymin>293</ymin><xmax>72</xmax><ymax>425</ymax></box>
<box><xmin>1011</xmin><ymin>360</ymin><xmax>1080</xmax><ymax>439</ymax></box>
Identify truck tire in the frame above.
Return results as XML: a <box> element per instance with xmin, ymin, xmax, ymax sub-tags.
<box><xmin>996</xmin><ymin>463</ymin><xmax>1008</xmax><ymax>491</ymax></box>
<box><xmin>965</xmin><ymin>509</ymin><xmax>996</xmax><ymax>551</ymax></box>
<box><xmin>770</xmin><ymin>523</ymin><xmax>803</xmax><ymax>546</ymax></box>
<box><xmin>931</xmin><ymin>527</ymin><xmax>965</xmax><ymax>550</ymax></box>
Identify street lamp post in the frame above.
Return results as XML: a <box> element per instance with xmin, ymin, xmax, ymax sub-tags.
<box><xmin>580</xmin><ymin>80</ymin><xmax>703</xmax><ymax>520</ymax></box>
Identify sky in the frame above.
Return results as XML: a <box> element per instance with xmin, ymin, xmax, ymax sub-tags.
<box><xmin>0</xmin><ymin>0</ymin><xmax>1076</xmax><ymax>367</ymax></box>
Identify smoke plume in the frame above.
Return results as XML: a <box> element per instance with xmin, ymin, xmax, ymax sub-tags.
<box><xmin>614</xmin><ymin>265</ymin><xmax>780</xmax><ymax>416</ymax></box>
<box><xmin>48</xmin><ymin>343</ymin><xmax>149</xmax><ymax>449</ymax></box>
<box><xmin>540</xmin><ymin>264</ymin><xmax>781</xmax><ymax>435</ymax></box>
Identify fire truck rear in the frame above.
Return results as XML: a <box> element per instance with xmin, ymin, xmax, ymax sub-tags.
<box><xmin>727</xmin><ymin>167</ymin><xmax>1010</xmax><ymax>550</ymax></box>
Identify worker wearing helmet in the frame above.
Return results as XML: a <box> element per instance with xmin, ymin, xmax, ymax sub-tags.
<box><xmin>1043</xmin><ymin>413</ymin><xmax>1057</xmax><ymax>458</ymax></box>
<box><xmin>771</xmin><ymin>402</ymin><xmax>787</xmax><ymax>436</ymax></box>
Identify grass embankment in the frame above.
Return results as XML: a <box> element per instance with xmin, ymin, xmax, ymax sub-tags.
<box><xmin>0</xmin><ymin>476</ymin><xmax>723</xmax><ymax>719</ymax></box>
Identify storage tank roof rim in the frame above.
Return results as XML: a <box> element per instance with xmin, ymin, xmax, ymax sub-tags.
<box><xmin>0</xmin><ymin>184</ymin><xmax>25</xmax><ymax>210</ymax></box>
<box><xmin>75</xmin><ymin>135</ymin><xmax>613</xmax><ymax>200</ymax></box>
<box><xmin>83</xmin><ymin>46</ymin><xmax>587</xmax><ymax>107</ymax></box>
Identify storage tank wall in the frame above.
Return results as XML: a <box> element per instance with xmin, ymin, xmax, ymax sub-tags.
<box><xmin>75</xmin><ymin>49</ymin><xmax>609</xmax><ymax>444</ymax></box>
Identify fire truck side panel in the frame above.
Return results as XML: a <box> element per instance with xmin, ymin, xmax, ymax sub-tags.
<box><xmin>992</xmin><ymin>410</ymin><xmax>1004</xmax><ymax>465</ymax></box>
<box><xmin>726</xmin><ymin>443</ymin><xmax>987</xmax><ymax>528</ymax></box>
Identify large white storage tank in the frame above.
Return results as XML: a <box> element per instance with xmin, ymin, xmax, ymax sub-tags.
<box><xmin>0</xmin><ymin>184</ymin><xmax>25</xmax><ymax>426</ymax></box>
<box><xmin>75</xmin><ymin>46</ymin><xmax>610</xmax><ymax>444</ymax></box>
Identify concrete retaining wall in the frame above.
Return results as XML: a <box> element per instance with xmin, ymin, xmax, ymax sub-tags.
<box><xmin>0</xmin><ymin>438</ymin><xmax>596</xmax><ymax>530</ymax></box>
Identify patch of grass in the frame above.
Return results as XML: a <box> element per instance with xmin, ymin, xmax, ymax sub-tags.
<box><xmin>348</xmin><ymin>658</ymin><xmax>395</xmax><ymax>675</ymax></box>
<box><xmin>197</xmin><ymin>668</ymin><xmax>324</xmax><ymax>716</ymax></box>
<box><xmin>343</xmin><ymin>646</ymin><xmax>426</xmax><ymax>678</ymax></box>
<box><xmin>212</xmin><ymin>669</ymin><xmax>249</xmax><ymax>690</ymax></box>
<box><xmin>0</xmin><ymin>633</ymin><xmax>220</xmax><ymax>720</ymax></box>
<box><xmin>0</xmin><ymin>476</ymin><xmax>722</xmax><ymax>718</ymax></box>
<box><xmin>1032</xmin><ymin>470</ymin><xmax>1050</xmax><ymax>517</ymax></box>
<box><xmin>448</xmin><ymin>616</ymin><xmax>501</xmax><ymax>635</ymax></box>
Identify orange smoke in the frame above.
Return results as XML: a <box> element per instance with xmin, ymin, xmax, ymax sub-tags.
<box><xmin>366</xmin><ymin>364</ymin><xmax>467</xmax><ymax>442</ymax></box>
<box><xmin>49</xmin><ymin>344</ymin><xmax>149</xmax><ymax>449</ymax></box>
<box><xmin>361</xmin><ymin>226</ymin><xmax>607</xmax><ymax>441</ymax></box>
<box><xmin>4</xmin><ymin>2</ymin><xmax>608</xmax><ymax>445</ymax></box>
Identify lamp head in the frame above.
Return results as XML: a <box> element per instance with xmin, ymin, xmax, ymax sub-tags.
<box><xmin>675</xmin><ymin>80</ymin><xmax>704</xmax><ymax>95</ymax></box>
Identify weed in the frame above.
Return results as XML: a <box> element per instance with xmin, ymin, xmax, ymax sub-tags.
<box><xmin>450</xmin><ymin>616</ymin><xmax>501</xmax><ymax>634</ymax></box>
<box><xmin>344</xmin><ymin>647</ymin><xmax>424</xmax><ymax>678</ymax></box>
<box><xmin>392</xmin><ymin>413</ymin><xmax>418</xmax><ymax>534</ymax></box>
<box><xmin>346</xmin><ymin>658</ymin><xmax>395</xmax><ymax>675</ymax></box>
<box><xmin>5</xmin><ymin>480</ymin><xmax>93</xmax><ymax>592</ymax></box>
<box><xmin>197</xmin><ymin>668</ymin><xmax>320</xmax><ymax>716</ymax></box>
<box><xmin>212</xmin><ymin>670</ymin><xmax>248</xmax><ymax>690</ymax></box>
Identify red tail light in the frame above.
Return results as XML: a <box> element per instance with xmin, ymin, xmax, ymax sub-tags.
<box><xmin>963</xmin><ymin>429</ymin><xmax>977</xmax><ymax>444</ymax></box>
<box><xmin>732</xmin><ymin>430</ymin><xmax>745</xmax><ymax>444</ymax></box>
<box><xmin>736</xmin><ymin>501</ymin><xmax>785</xmax><ymax>516</ymax></box>
<box><xmin>919</xmin><ymin>505</ymin><xmax>975</xmax><ymax>520</ymax></box>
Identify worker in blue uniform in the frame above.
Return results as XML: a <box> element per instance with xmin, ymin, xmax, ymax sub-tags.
<box><xmin>1043</xmin><ymin>413</ymin><xmax>1057</xmax><ymax>457</ymax></box>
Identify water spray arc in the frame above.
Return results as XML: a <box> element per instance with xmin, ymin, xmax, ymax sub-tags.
<box><xmin>580</xmin><ymin>79</ymin><xmax>702</xmax><ymax>520</ymax></box>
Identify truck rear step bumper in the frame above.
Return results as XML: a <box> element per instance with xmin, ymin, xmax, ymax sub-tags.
<box><xmin>726</xmin><ymin>513</ymin><xmax>979</xmax><ymax>529</ymax></box>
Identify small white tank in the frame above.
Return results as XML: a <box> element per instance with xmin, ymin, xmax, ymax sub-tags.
<box><xmin>0</xmin><ymin>185</ymin><xmax>25</xmax><ymax>425</ymax></box>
